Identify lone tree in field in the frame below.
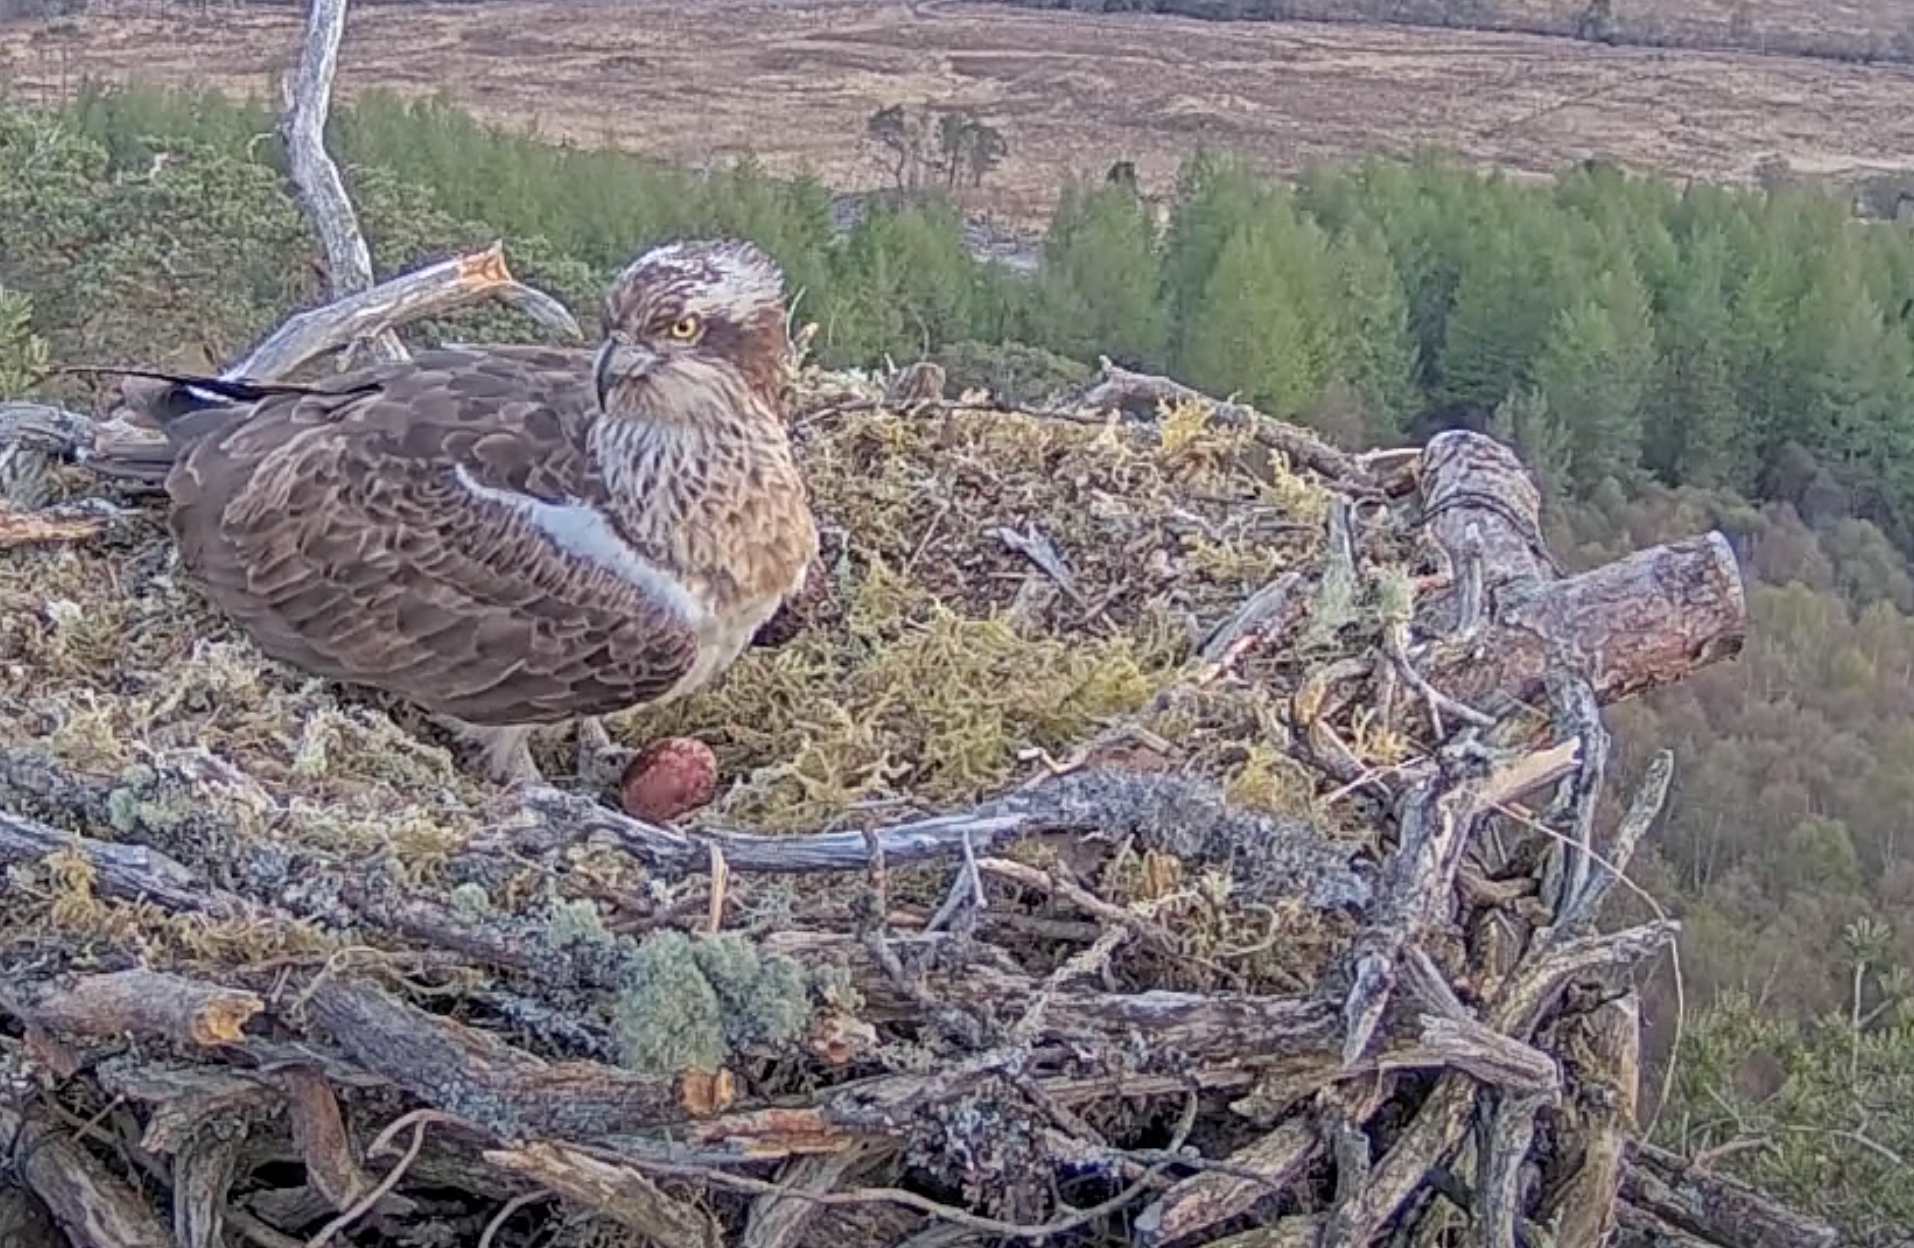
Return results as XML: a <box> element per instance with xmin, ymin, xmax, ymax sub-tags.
<box><xmin>865</xmin><ymin>102</ymin><xmax>1009</xmax><ymax>192</ymax></box>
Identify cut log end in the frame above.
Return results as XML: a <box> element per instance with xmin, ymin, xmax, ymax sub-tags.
<box><xmin>1425</xmin><ymin>528</ymin><xmax>1748</xmax><ymax>711</ymax></box>
<box><xmin>1411</xmin><ymin>431</ymin><xmax>1749</xmax><ymax>715</ymax></box>
<box><xmin>21</xmin><ymin>970</ymin><xmax>263</xmax><ymax>1050</ymax></box>
<box><xmin>457</xmin><ymin>240</ymin><xmax>514</xmax><ymax>290</ymax></box>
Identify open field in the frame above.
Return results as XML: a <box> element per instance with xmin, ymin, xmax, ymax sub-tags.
<box><xmin>6</xmin><ymin>0</ymin><xmax>1914</xmax><ymax>227</ymax></box>
<box><xmin>982</xmin><ymin>0</ymin><xmax>1914</xmax><ymax>66</ymax></box>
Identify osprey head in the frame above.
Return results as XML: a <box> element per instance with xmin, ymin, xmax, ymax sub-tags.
<box><xmin>592</xmin><ymin>238</ymin><xmax>789</xmax><ymax>418</ymax></box>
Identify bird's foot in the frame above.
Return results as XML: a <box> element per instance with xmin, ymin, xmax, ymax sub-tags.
<box><xmin>574</xmin><ymin>716</ymin><xmax>633</xmax><ymax>790</ymax></box>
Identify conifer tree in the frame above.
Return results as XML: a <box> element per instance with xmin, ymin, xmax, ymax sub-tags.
<box><xmin>1531</xmin><ymin>258</ymin><xmax>1656</xmax><ymax>493</ymax></box>
<box><xmin>1328</xmin><ymin>217</ymin><xmax>1420</xmax><ymax>440</ymax></box>
<box><xmin>1325</xmin><ymin>154</ymin><xmax>1485</xmax><ymax>392</ymax></box>
<box><xmin>1724</xmin><ymin>232</ymin><xmax>1802</xmax><ymax>469</ymax></box>
<box><xmin>1178</xmin><ymin>205</ymin><xmax>1340</xmax><ymax>418</ymax></box>
<box><xmin>1438</xmin><ymin>192</ymin><xmax>1563</xmax><ymax>412</ymax></box>
<box><xmin>824</xmin><ymin>199</ymin><xmax>975</xmax><ymax>366</ymax></box>
<box><xmin>1791</xmin><ymin>260</ymin><xmax>1914</xmax><ymax>532</ymax></box>
<box><xmin>1159</xmin><ymin>150</ymin><xmax>1269</xmax><ymax>376</ymax></box>
<box><xmin>1034</xmin><ymin>178</ymin><xmax>1167</xmax><ymax>368</ymax></box>
<box><xmin>1645</xmin><ymin>227</ymin><xmax>1748</xmax><ymax>490</ymax></box>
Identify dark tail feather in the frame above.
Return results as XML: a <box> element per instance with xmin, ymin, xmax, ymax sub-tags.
<box><xmin>64</xmin><ymin>365</ymin><xmax>384</xmax><ymax>489</ymax></box>
<box><xmin>58</xmin><ymin>366</ymin><xmax>327</xmax><ymax>490</ymax></box>
<box><xmin>54</xmin><ymin>365</ymin><xmax>346</xmax><ymax>433</ymax></box>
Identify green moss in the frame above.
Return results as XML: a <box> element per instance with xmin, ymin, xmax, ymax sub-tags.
<box><xmin>448</xmin><ymin>883</ymin><xmax>494</xmax><ymax>919</ymax></box>
<box><xmin>1</xmin><ymin>381</ymin><xmax>1348</xmax><ymax>992</ymax></box>
<box><xmin>627</xmin><ymin>395</ymin><xmax>1328</xmax><ymax>828</ymax></box>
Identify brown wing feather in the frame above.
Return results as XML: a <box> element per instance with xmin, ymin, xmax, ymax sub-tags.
<box><xmin>166</xmin><ymin>347</ymin><xmax>700</xmax><ymax>725</ymax></box>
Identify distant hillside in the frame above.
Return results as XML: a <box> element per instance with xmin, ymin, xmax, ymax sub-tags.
<box><xmin>963</xmin><ymin>0</ymin><xmax>1914</xmax><ymax>65</ymax></box>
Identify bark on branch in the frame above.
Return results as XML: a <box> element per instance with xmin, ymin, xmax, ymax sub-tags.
<box><xmin>1412</xmin><ymin>430</ymin><xmax>1747</xmax><ymax>715</ymax></box>
<box><xmin>82</xmin><ymin>241</ymin><xmax>586</xmax><ymax>487</ymax></box>
<box><xmin>0</xmin><ymin>1099</ymin><xmax>179</xmax><ymax>1248</ymax></box>
<box><xmin>223</xmin><ymin>242</ymin><xmax>584</xmax><ymax>382</ymax></box>
<box><xmin>1055</xmin><ymin>356</ymin><xmax>1370</xmax><ymax>485</ymax></box>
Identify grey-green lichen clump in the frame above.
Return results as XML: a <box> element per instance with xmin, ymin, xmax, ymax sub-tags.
<box><xmin>611</xmin><ymin>930</ymin><xmax>813</xmax><ymax>1076</ymax></box>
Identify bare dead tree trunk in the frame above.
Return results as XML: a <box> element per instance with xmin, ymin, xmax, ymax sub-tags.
<box><xmin>278</xmin><ymin>0</ymin><xmax>405</xmax><ymax>365</ymax></box>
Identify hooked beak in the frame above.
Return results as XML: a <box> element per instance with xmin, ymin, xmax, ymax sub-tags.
<box><xmin>592</xmin><ymin>337</ymin><xmax>660</xmax><ymax>409</ymax></box>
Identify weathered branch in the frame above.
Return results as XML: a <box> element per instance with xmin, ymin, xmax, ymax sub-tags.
<box><xmin>483</xmin><ymin>1142</ymin><xmax>719</xmax><ymax>1248</ymax></box>
<box><xmin>223</xmin><ymin>243</ymin><xmax>583</xmax><ymax>382</ymax></box>
<box><xmin>1425</xmin><ymin>530</ymin><xmax>1746</xmax><ymax>710</ymax></box>
<box><xmin>269</xmin><ymin>0</ymin><xmax>582</xmax><ymax>376</ymax></box>
<box><xmin>1622</xmin><ymin>1140</ymin><xmax>1840</xmax><ymax>1248</ymax></box>
<box><xmin>0</xmin><ymin>500</ymin><xmax>122</xmax><ymax>548</ymax></box>
<box><xmin>296</xmin><ymin>979</ymin><xmax>692</xmax><ymax>1142</ymax></box>
<box><xmin>0</xmin><ymin>1097</ymin><xmax>180</xmax><ymax>1248</ymax></box>
<box><xmin>0</xmin><ymin>401</ymin><xmax>93</xmax><ymax>506</ymax></box>
<box><xmin>484</xmin><ymin>765</ymin><xmax>1374</xmax><ymax>910</ymax></box>
<box><xmin>741</xmin><ymin>1148</ymin><xmax>890</xmax><ymax>1248</ymax></box>
<box><xmin>1549</xmin><ymin>993</ymin><xmax>1641</xmax><ymax>1248</ymax></box>
<box><xmin>0</xmin><ymin>803</ymin><xmax>240</xmax><ymax>918</ymax></box>
<box><xmin>92</xmin><ymin>1064</ymin><xmax>282</xmax><ymax>1156</ymax></box>
<box><xmin>11</xmin><ymin>970</ymin><xmax>261</xmax><ymax>1050</ymax></box>
<box><xmin>1054</xmin><ymin>357</ymin><xmax>1372</xmax><ymax>486</ymax></box>
<box><xmin>83</xmin><ymin>242</ymin><xmax>587</xmax><ymax>486</ymax></box>
<box><xmin>278</xmin><ymin>0</ymin><xmax>403</xmax><ymax>365</ymax></box>
<box><xmin>1134</xmin><ymin>1119</ymin><xmax>1319</xmax><ymax>1247</ymax></box>
<box><xmin>171</xmin><ymin>1125</ymin><xmax>245</xmax><ymax>1248</ymax></box>
<box><xmin>279</xmin><ymin>1064</ymin><xmax>419</xmax><ymax>1218</ymax></box>
<box><xmin>1413</xmin><ymin>432</ymin><xmax>1747</xmax><ymax>715</ymax></box>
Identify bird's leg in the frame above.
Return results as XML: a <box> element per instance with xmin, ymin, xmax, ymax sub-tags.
<box><xmin>442</xmin><ymin>720</ymin><xmax>546</xmax><ymax>787</ymax></box>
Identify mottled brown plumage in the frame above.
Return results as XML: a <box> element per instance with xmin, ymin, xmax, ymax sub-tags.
<box><xmin>103</xmin><ymin>239</ymin><xmax>818</xmax><ymax>784</ymax></box>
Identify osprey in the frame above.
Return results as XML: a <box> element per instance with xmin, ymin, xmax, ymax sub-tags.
<box><xmin>92</xmin><ymin>239</ymin><xmax>819</xmax><ymax>786</ymax></box>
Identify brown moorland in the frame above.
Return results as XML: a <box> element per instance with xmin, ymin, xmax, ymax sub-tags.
<box><xmin>5</xmin><ymin>0</ymin><xmax>1914</xmax><ymax>226</ymax></box>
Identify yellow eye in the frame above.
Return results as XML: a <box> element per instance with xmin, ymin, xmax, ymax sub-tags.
<box><xmin>668</xmin><ymin>315</ymin><xmax>702</xmax><ymax>341</ymax></box>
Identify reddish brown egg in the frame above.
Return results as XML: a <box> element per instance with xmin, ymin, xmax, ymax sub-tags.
<box><xmin>619</xmin><ymin>737</ymin><xmax>719</xmax><ymax>822</ymax></box>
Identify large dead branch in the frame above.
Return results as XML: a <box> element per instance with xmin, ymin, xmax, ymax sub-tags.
<box><xmin>9</xmin><ymin>246</ymin><xmax>582</xmax><ymax>500</ymax></box>
<box><xmin>81</xmin><ymin>241</ymin><xmax>585</xmax><ymax>486</ymax></box>
<box><xmin>1411</xmin><ymin>431</ymin><xmax>1746</xmax><ymax>714</ymax></box>
<box><xmin>2</xmin><ymin>1</ymin><xmax>582</xmax><ymax>502</ymax></box>
<box><xmin>279</xmin><ymin>0</ymin><xmax>403</xmax><ymax>365</ymax></box>
<box><xmin>224</xmin><ymin>242</ymin><xmax>583</xmax><ymax>382</ymax></box>
<box><xmin>1055</xmin><ymin>356</ymin><xmax>1370</xmax><ymax>485</ymax></box>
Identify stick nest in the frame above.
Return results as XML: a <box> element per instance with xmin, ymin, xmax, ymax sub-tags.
<box><xmin>0</xmin><ymin>355</ymin><xmax>1815</xmax><ymax>1248</ymax></box>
